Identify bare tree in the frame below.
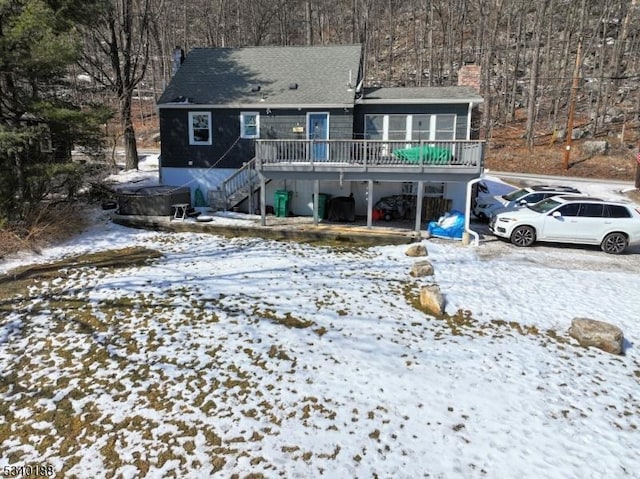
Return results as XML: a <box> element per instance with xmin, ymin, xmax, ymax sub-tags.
<box><xmin>79</xmin><ymin>0</ymin><xmax>640</xmax><ymax>148</ymax></box>
<box><xmin>81</xmin><ymin>0</ymin><xmax>152</xmax><ymax>170</ymax></box>
<box><xmin>524</xmin><ymin>0</ymin><xmax>551</xmax><ymax>146</ymax></box>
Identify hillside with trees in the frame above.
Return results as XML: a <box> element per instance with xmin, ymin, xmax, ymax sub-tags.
<box><xmin>2</xmin><ymin>0</ymin><xmax>640</xmax><ymax>248</ymax></box>
<box><xmin>84</xmin><ymin>0</ymin><xmax>640</xmax><ymax>178</ymax></box>
<box><xmin>110</xmin><ymin>1</ymin><xmax>640</xmax><ymax>139</ymax></box>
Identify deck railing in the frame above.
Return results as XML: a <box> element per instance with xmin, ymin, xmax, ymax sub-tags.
<box><xmin>255</xmin><ymin>139</ymin><xmax>484</xmax><ymax>169</ymax></box>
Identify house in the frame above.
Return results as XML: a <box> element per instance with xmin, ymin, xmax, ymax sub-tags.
<box><xmin>156</xmin><ymin>44</ymin><xmax>484</xmax><ymax>232</ymax></box>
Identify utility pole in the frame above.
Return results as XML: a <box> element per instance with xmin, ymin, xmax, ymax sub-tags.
<box><xmin>563</xmin><ymin>40</ymin><xmax>582</xmax><ymax>170</ymax></box>
<box><xmin>635</xmin><ymin>142</ymin><xmax>640</xmax><ymax>189</ymax></box>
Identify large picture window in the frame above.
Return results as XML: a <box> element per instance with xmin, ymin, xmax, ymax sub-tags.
<box><xmin>188</xmin><ymin>112</ymin><xmax>212</xmax><ymax>145</ymax></box>
<box><xmin>240</xmin><ymin>112</ymin><xmax>260</xmax><ymax>139</ymax></box>
<box><xmin>365</xmin><ymin>114</ymin><xmax>456</xmax><ymax>141</ymax></box>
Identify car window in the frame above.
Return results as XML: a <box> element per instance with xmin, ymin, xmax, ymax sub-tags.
<box><xmin>524</xmin><ymin>193</ymin><xmax>545</xmax><ymax>203</ymax></box>
<box><xmin>578</xmin><ymin>203</ymin><xmax>604</xmax><ymax>217</ymax></box>
<box><xmin>555</xmin><ymin>203</ymin><xmax>580</xmax><ymax>216</ymax></box>
<box><xmin>605</xmin><ymin>204</ymin><xmax>632</xmax><ymax>218</ymax></box>
<box><xmin>529</xmin><ymin>197</ymin><xmax>561</xmax><ymax>213</ymax></box>
<box><xmin>503</xmin><ymin>188</ymin><xmax>529</xmax><ymax>201</ymax></box>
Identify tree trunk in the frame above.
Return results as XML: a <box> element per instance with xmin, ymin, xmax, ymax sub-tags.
<box><xmin>121</xmin><ymin>94</ymin><xmax>139</xmax><ymax>170</ymax></box>
<box><xmin>525</xmin><ymin>0</ymin><xmax>550</xmax><ymax>146</ymax></box>
<box><xmin>305</xmin><ymin>1</ymin><xmax>313</xmax><ymax>45</ymax></box>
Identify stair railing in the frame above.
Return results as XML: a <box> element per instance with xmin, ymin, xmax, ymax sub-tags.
<box><xmin>219</xmin><ymin>157</ymin><xmax>259</xmax><ymax>210</ymax></box>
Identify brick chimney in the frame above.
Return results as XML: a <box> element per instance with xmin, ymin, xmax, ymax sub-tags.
<box><xmin>458</xmin><ymin>64</ymin><xmax>481</xmax><ymax>92</ymax></box>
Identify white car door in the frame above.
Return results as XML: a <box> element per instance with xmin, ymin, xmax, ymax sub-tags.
<box><xmin>539</xmin><ymin>203</ymin><xmax>580</xmax><ymax>241</ymax></box>
<box><xmin>572</xmin><ymin>203</ymin><xmax>607</xmax><ymax>242</ymax></box>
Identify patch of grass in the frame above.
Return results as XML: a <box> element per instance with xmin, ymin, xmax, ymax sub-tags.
<box><xmin>313</xmin><ymin>326</ymin><xmax>328</xmax><ymax>337</ymax></box>
<box><xmin>318</xmin><ymin>445</ymin><xmax>341</xmax><ymax>460</ymax></box>
<box><xmin>281</xmin><ymin>445</ymin><xmax>300</xmax><ymax>453</ymax></box>
<box><xmin>255</xmin><ymin>308</ymin><xmax>315</xmax><ymax>329</ymax></box>
<box><xmin>0</xmin><ymin>247</ymin><xmax>163</xmax><ymax>305</ymax></box>
<box><xmin>267</xmin><ymin>345</ymin><xmax>292</xmax><ymax>361</ymax></box>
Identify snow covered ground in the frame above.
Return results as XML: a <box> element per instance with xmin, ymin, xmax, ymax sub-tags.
<box><xmin>1</xmin><ymin>162</ymin><xmax>639</xmax><ymax>478</ymax></box>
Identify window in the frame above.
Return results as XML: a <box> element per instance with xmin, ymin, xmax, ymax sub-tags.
<box><xmin>189</xmin><ymin>112</ymin><xmax>212</xmax><ymax>145</ymax></box>
<box><xmin>435</xmin><ymin>114</ymin><xmax>456</xmax><ymax>140</ymax></box>
<box><xmin>365</xmin><ymin>115</ymin><xmax>384</xmax><ymax>139</ymax></box>
<box><xmin>411</xmin><ymin>115</ymin><xmax>431</xmax><ymax>142</ymax></box>
<box><xmin>555</xmin><ymin>204</ymin><xmax>580</xmax><ymax>216</ymax></box>
<box><xmin>388</xmin><ymin>115</ymin><xmax>408</xmax><ymax>141</ymax></box>
<box><xmin>523</xmin><ymin>193</ymin><xmax>545</xmax><ymax>204</ymax></box>
<box><xmin>605</xmin><ymin>204</ymin><xmax>632</xmax><ymax>218</ymax></box>
<box><xmin>364</xmin><ymin>114</ymin><xmax>456</xmax><ymax>141</ymax></box>
<box><xmin>578</xmin><ymin>203</ymin><xmax>604</xmax><ymax>217</ymax></box>
<box><xmin>401</xmin><ymin>182</ymin><xmax>444</xmax><ymax>196</ymax></box>
<box><xmin>240</xmin><ymin>112</ymin><xmax>260</xmax><ymax>139</ymax></box>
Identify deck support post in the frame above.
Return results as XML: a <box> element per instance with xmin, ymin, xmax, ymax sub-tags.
<box><xmin>415</xmin><ymin>180</ymin><xmax>424</xmax><ymax>235</ymax></box>
<box><xmin>367</xmin><ymin>180</ymin><xmax>374</xmax><ymax>228</ymax></box>
<box><xmin>260</xmin><ymin>174</ymin><xmax>267</xmax><ymax>226</ymax></box>
<box><xmin>247</xmin><ymin>162</ymin><xmax>254</xmax><ymax>216</ymax></box>
<box><xmin>313</xmin><ymin>180</ymin><xmax>320</xmax><ymax>225</ymax></box>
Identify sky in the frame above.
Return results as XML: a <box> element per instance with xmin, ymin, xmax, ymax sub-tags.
<box><xmin>0</xmin><ymin>158</ymin><xmax>639</xmax><ymax>478</ymax></box>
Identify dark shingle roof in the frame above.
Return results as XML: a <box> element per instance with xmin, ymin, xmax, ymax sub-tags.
<box><xmin>158</xmin><ymin>44</ymin><xmax>363</xmax><ymax>107</ymax></box>
<box><xmin>360</xmin><ymin>86</ymin><xmax>483</xmax><ymax>104</ymax></box>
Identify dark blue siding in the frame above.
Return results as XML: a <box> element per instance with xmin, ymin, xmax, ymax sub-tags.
<box><xmin>160</xmin><ymin>107</ymin><xmax>354</xmax><ymax>169</ymax></box>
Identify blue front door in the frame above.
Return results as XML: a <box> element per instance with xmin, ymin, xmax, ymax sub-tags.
<box><xmin>308</xmin><ymin>113</ymin><xmax>329</xmax><ymax>160</ymax></box>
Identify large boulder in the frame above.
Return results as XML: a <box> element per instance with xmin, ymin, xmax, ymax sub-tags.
<box><xmin>410</xmin><ymin>260</ymin><xmax>434</xmax><ymax>277</ymax></box>
<box><xmin>420</xmin><ymin>284</ymin><xmax>445</xmax><ymax>316</ymax></box>
<box><xmin>405</xmin><ymin>243</ymin><xmax>428</xmax><ymax>257</ymax></box>
<box><xmin>568</xmin><ymin>318</ymin><xmax>624</xmax><ymax>355</ymax></box>
<box><xmin>581</xmin><ymin>140</ymin><xmax>608</xmax><ymax>157</ymax></box>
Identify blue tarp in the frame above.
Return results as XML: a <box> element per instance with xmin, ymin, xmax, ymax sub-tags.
<box><xmin>426</xmin><ymin>210</ymin><xmax>465</xmax><ymax>240</ymax></box>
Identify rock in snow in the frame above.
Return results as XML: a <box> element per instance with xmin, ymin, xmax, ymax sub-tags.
<box><xmin>569</xmin><ymin>317</ymin><xmax>624</xmax><ymax>355</ymax></box>
<box><xmin>405</xmin><ymin>243</ymin><xmax>428</xmax><ymax>257</ymax></box>
<box><xmin>410</xmin><ymin>260</ymin><xmax>434</xmax><ymax>277</ymax></box>
<box><xmin>420</xmin><ymin>284</ymin><xmax>445</xmax><ymax>315</ymax></box>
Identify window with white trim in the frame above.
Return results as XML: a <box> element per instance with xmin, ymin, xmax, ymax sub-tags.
<box><xmin>240</xmin><ymin>112</ymin><xmax>260</xmax><ymax>139</ymax></box>
<box><xmin>411</xmin><ymin>114</ymin><xmax>431</xmax><ymax>142</ymax></box>
<box><xmin>188</xmin><ymin>112</ymin><xmax>212</xmax><ymax>145</ymax></box>
<box><xmin>364</xmin><ymin>115</ymin><xmax>384</xmax><ymax>139</ymax></box>
<box><xmin>402</xmin><ymin>182</ymin><xmax>445</xmax><ymax>196</ymax></box>
<box><xmin>388</xmin><ymin>115</ymin><xmax>408</xmax><ymax>140</ymax></box>
<box><xmin>364</xmin><ymin>113</ymin><xmax>456</xmax><ymax>141</ymax></box>
<box><xmin>434</xmin><ymin>114</ymin><xmax>456</xmax><ymax>140</ymax></box>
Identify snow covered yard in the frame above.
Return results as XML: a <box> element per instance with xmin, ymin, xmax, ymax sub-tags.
<box><xmin>2</xmin><ymin>161</ymin><xmax>640</xmax><ymax>478</ymax></box>
<box><xmin>1</xmin><ymin>203</ymin><xmax>640</xmax><ymax>478</ymax></box>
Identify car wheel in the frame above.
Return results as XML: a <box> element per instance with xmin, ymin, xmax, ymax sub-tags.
<box><xmin>510</xmin><ymin>225</ymin><xmax>536</xmax><ymax>247</ymax></box>
<box><xmin>601</xmin><ymin>232</ymin><xmax>628</xmax><ymax>254</ymax></box>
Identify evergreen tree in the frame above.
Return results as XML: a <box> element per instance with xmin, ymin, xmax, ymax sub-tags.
<box><xmin>0</xmin><ymin>0</ymin><xmax>110</xmax><ymax>222</ymax></box>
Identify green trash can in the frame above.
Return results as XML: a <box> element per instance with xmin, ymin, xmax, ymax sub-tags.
<box><xmin>274</xmin><ymin>190</ymin><xmax>292</xmax><ymax>217</ymax></box>
<box><xmin>314</xmin><ymin>193</ymin><xmax>330</xmax><ymax>220</ymax></box>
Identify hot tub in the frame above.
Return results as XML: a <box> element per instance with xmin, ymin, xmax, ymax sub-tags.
<box><xmin>117</xmin><ymin>185</ymin><xmax>191</xmax><ymax>216</ymax></box>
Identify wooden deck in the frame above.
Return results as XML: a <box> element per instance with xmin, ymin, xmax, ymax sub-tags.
<box><xmin>255</xmin><ymin>139</ymin><xmax>484</xmax><ymax>181</ymax></box>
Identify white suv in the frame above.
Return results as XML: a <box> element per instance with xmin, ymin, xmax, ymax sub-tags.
<box><xmin>490</xmin><ymin>196</ymin><xmax>640</xmax><ymax>254</ymax></box>
<box><xmin>473</xmin><ymin>185</ymin><xmax>581</xmax><ymax>221</ymax></box>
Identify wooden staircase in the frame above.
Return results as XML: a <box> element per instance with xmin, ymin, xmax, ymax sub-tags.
<box><xmin>209</xmin><ymin>158</ymin><xmax>262</xmax><ymax>211</ymax></box>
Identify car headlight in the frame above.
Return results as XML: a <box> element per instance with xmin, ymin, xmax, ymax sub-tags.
<box><xmin>498</xmin><ymin>217</ymin><xmax>517</xmax><ymax>223</ymax></box>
